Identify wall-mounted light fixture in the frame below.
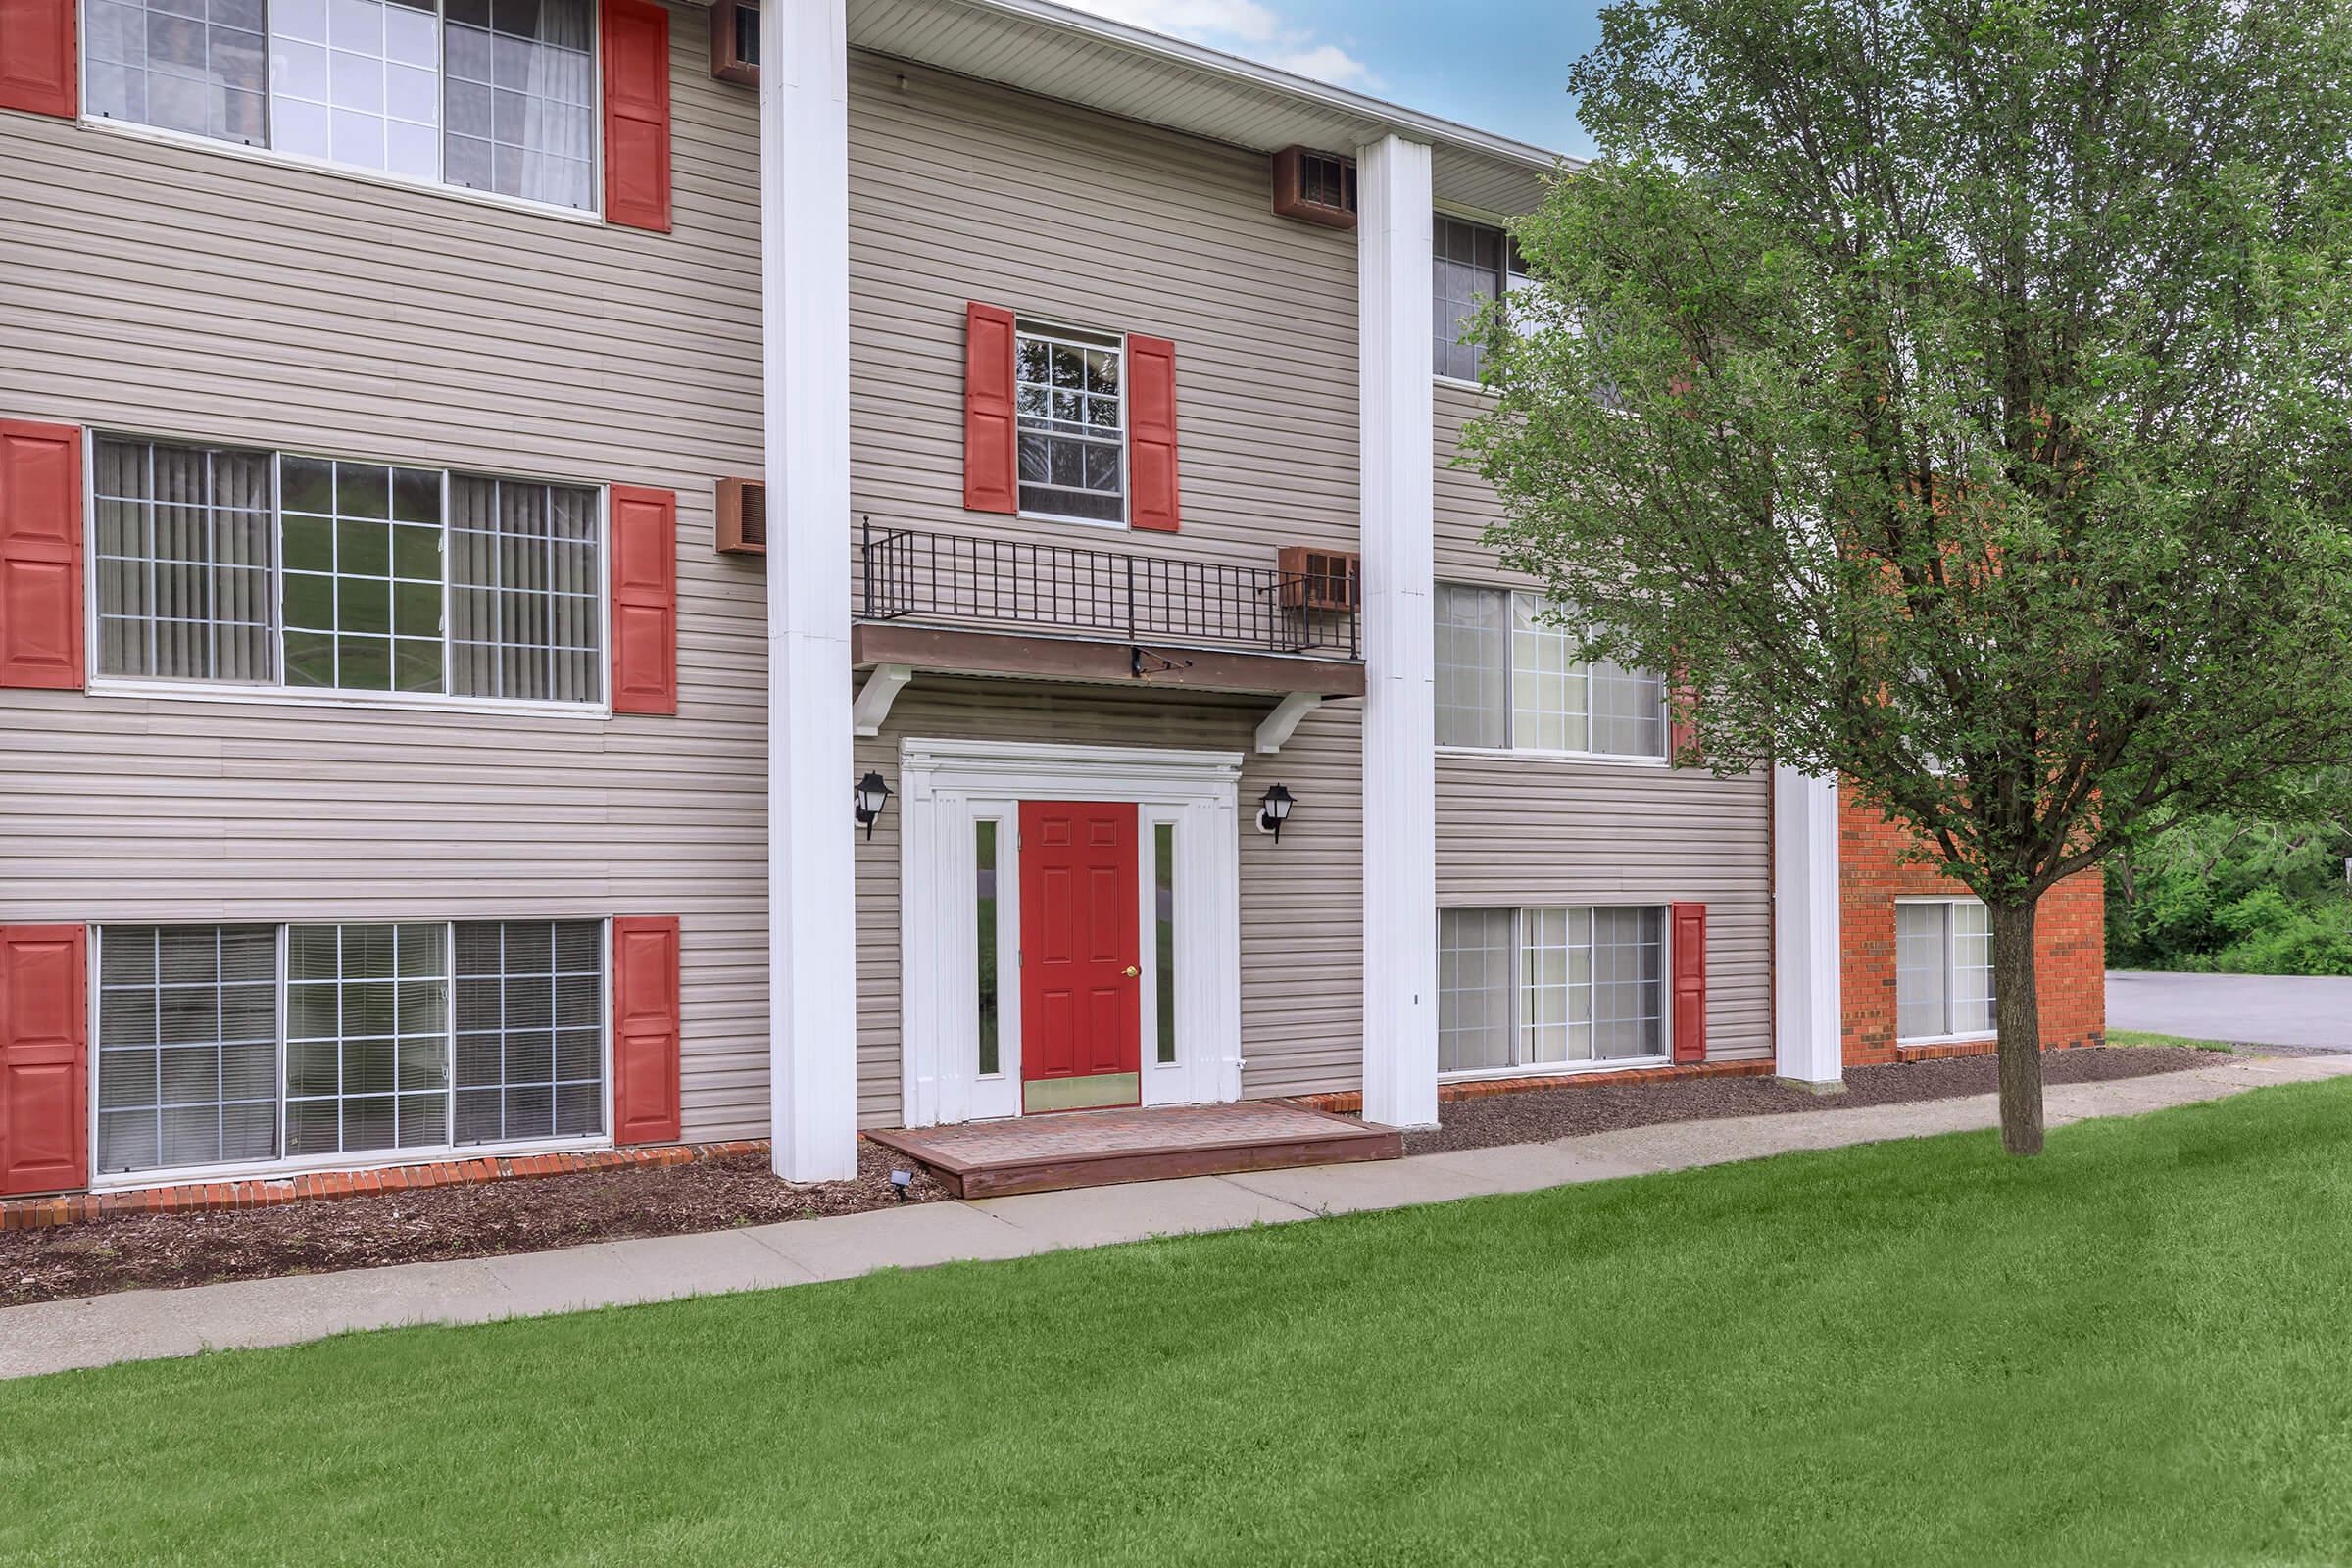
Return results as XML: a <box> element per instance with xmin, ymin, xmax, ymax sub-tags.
<box><xmin>1257</xmin><ymin>782</ymin><xmax>1295</xmax><ymax>842</ymax></box>
<box><xmin>855</xmin><ymin>771</ymin><xmax>894</xmax><ymax>840</ymax></box>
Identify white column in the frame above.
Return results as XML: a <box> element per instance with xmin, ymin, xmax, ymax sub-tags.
<box><xmin>763</xmin><ymin>0</ymin><xmax>858</xmax><ymax>1179</ymax></box>
<box><xmin>1773</xmin><ymin>765</ymin><xmax>1844</xmax><ymax>1087</ymax></box>
<box><xmin>1355</xmin><ymin>135</ymin><xmax>1439</xmax><ymax>1129</ymax></box>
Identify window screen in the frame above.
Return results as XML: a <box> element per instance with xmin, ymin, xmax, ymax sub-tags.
<box><xmin>85</xmin><ymin>0</ymin><xmax>270</xmax><ymax>145</ymax></box>
<box><xmin>1434</xmin><ymin>586</ymin><xmax>1666</xmax><ymax>758</ymax></box>
<box><xmin>441</xmin><ymin>0</ymin><xmax>597</xmax><ymax>211</ymax></box>
<box><xmin>95</xmin><ymin>926</ymin><xmax>279</xmax><ymax>1174</ymax></box>
<box><xmin>1438</xmin><ymin>907</ymin><xmax>1514</xmax><ymax>1073</ymax></box>
<box><xmin>93</xmin><ymin>437</ymin><xmax>277</xmax><ymax>683</ymax></box>
<box><xmin>1434</xmin><ymin>215</ymin><xmax>1505</xmax><ymax>381</ymax></box>
<box><xmin>1434</xmin><ymin>584</ymin><xmax>1507</xmax><ymax>748</ymax></box>
<box><xmin>1897</xmin><ymin>901</ymin><xmax>1997</xmax><ymax>1039</ymax></box>
<box><xmin>447</xmin><ymin>475</ymin><xmax>602</xmax><ymax>702</ymax></box>
<box><xmin>452</xmin><ymin>920</ymin><xmax>604</xmax><ymax>1144</ymax></box>
<box><xmin>1440</xmin><ymin>906</ymin><xmax>1667</xmax><ymax>1074</ymax></box>
<box><xmin>95</xmin><ymin>435</ymin><xmax>602</xmax><ymax>707</ymax></box>
<box><xmin>1015</xmin><ymin>325</ymin><xmax>1125</xmax><ymax>522</ymax></box>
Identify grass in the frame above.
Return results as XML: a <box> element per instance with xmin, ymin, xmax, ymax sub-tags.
<box><xmin>2109</xmin><ymin>1027</ymin><xmax>2244</xmax><ymax>1052</ymax></box>
<box><xmin>9</xmin><ymin>1083</ymin><xmax>2352</xmax><ymax>1567</ymax></box>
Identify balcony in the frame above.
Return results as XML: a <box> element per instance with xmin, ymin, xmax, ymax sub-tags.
<box><xmin>850</xmin><ymin>525</ymin><xmax>1366</xmax><ymax>705</ymax></box>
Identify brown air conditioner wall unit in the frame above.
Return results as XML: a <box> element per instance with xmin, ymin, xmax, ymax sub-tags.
<box><xmin>1277</xmin><ymin>546</ymin><xmax>1360</xmax><ymax>612</ymax></box>
<box><xmin>1270</xmin><ymin>147</ymin><xmax>1357</xmax><ymax>230</ymax></box>
<box><xmin>715</xmin><ymin>477</ymin><xmax>765</xmax><ymax>556</ymax></box>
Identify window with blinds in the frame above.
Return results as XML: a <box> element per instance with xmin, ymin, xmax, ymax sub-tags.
<box><xmin>92</xmin><ymin>919</ymin><xmax>608</xmax><ymax>1177</ymax></box>
<box><xmin>91</xmin><ymin>435</ymin><xmax>603</xmax><ymax>707</ymax></box>
<box><xmin>1438</xmin><ymin>906</ymin><xmax>1668</xmax><ymax>1075</ymax></box>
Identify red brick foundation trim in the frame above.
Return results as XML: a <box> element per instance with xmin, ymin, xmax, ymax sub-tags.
<box><xmin>0</xmin><ymin>1139</ymin><xmax>772</xmax><ymax>1232</ymax></box>
<box><xmin>1297</xmin><ymin>1058</ymin><xmax>1780</xmax><ymax>1116</ymax></box>
<box><xmin>1892</xmin><ymin>1034</ymin><xmax>2106</xmax><ymax>1064</ymax></box>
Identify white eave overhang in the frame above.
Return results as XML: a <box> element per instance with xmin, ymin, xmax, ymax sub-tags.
<box><xmin>843</xmin><ymin>0</ymin><xmax>1577</xmax><ymax>216</ymax></box>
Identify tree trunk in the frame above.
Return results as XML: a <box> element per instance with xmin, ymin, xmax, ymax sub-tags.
<box><xmin>1987</xmin><ymin>897</ymin><xmax>2045</xmax><ymax>1156</ymax></box>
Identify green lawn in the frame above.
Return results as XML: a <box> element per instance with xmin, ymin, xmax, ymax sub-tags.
<box><xmin>2108</xmin><ymin>1027</ymin><xmax>2242</xmax><ymax>1052</ymax></box>
<box><xmin>9</xmin><ymin>1084</ymin><xmax>2352</xmax><ymax>1566</ymax></box>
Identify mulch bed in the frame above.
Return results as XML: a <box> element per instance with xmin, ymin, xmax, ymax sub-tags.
<box><xmin>0</xmin><ymin>1142</ymin><xmax>946</xmax><ymax>1309</ymax></box>
<box><xmin>1400</xmin><ymin>1044</ymin><xmax>2221</xmax><ymax>1155</ymax></box>
<box><xmin>0</xmin><ymin>1046</ymin><xmax>2227</xmax><ymax>1308</ymax></box>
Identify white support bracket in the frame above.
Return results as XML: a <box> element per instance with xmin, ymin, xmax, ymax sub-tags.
<box><xmin>852</xmin><ymin>663</ymin><xmax>913</xmax><ymax>737</ymax></box>
<box><xmin>1253</xmin><ymin>692</ymin><xmax>1321</xmax><ymax>755</ymax></box>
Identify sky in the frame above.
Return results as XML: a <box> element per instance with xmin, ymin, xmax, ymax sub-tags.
<box><xmin>1058</xmin><ymin>0</ymin><xmax>1608</xmax><ymax>158</ymax></box>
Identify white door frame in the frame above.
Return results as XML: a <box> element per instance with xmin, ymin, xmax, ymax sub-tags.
<box><xmin>898</xmin><ymin>737</ymin><xmax>1244</xmax><ymax>1127</ymax></box>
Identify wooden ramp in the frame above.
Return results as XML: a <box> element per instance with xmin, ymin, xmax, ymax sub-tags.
<box><xmin>866</xmin><ymin>1101</ymin><xmax>1400</xmax><ymax>1199</ymax></box>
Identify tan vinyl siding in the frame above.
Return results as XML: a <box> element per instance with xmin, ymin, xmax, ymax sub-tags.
<box><xmin>853</xmin><ymin>679</ymin><xmax>1362</xmax><ymax>1126</ymax></box>
<box><xmin>1430</xmin><ymin>386</ymin><xmax>1772</xmax><ymax>1060</ymax></box>
<box><xmin>847</xmin><ymin>52</ymin><xmax>1360</xmax><ymax>567</ymax></box>
<box><xmin>0</xmin><ymin>10</ymin><xmax>780</xmax><ymax>1141</ymax></box>
<box><xmin>837</xmin><ymin>58</ymin><xmax>1372</xmax><ymax>1119</ymax></box>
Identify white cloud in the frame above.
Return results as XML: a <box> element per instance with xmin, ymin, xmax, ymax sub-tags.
<box><xmin>1057</xmin><ymin>0</ymin><xmax>1375</xmax><ymax>89</ymax></box>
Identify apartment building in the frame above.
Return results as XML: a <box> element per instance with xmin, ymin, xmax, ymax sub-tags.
<box><xmin>0</xmin><ymin>0</ymin><xmax>2100</xmax><ymax>1200</ymax></box>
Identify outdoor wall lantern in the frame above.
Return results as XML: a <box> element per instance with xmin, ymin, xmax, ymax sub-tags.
<box><xmin>1257</xmin><ymin>783</ymin><xmax>1296</xmax><ymax>842</ymax></box>
<box><xmin>855</xmin><ymin>771</ymin><xmax>894</xmax><ymax>840</ymax></box>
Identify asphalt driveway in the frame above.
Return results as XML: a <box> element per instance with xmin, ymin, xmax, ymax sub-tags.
<box><xmin>2108</xmin><ymin>970</ymin><xmax>2352</xmax><ymax>1051</ymax></box>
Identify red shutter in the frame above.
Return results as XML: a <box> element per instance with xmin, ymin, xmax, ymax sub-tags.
<box><xmin>1670</xmin><ymin>902</ymin><xmax>1706</xmax><ymax>1064</ymax></box>
<box><xmin>1126</xmin><ymin>333</ymin><xmax>1180</xmax><ymax>532</ymax></box>
<box><xmin>0</xmin><ymin>0</ymin><xmax>76</xmax><ymax>118</ymax></box>
<box><xmin>609</xmin><ymin>484</ymin><xmax>676</xmax><ymax>714</ymax></box>
<box><xmin>612</xmin><ymin>915</ymin><xmax>682</xmax><ymax>1145</ymax></box>
<box><xmin>964</xmin><ymin>303</ymin><xmax>1019</xmax><ymax>514</ymax></box>
<box><xmin>0</xmin><ymin>925</ymin><xmax>87</xmax><ymax>1197</ymax></box>
<box><xmin>0</xmin><ymin>420</ymin><xmax>84</xmax><ymax>690</ymax></box>
<box><xmin>601</xmin><ymin>0</ymin><xmax>672</xmax><ymax>233</ymax></box>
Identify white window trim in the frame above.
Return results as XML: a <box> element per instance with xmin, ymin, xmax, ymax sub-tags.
<box><xmin>81</xmin><ymin>428</ymin><xmax>612</xmax><ymax>717</ymax></box>
<box><xmin>1435</xmin><ymin>582</ymin><xmax>1672</xmax><ymax>763</ymax></box>
<box><xmin>896</xmin><ymin>737</ymin><xmax>1243</xmax><ymax>1127</ymax></box>
<box><xmin>74</xmin><ymin>0</ymin><xmax>607</xmax><ymax>224</ymax></box>
<box><xmin>1012</xmin><ymin>318</ymin><xmax>1130</xmax><ymax>530</ymax></box>
<box><xmin>1892</xmin><ymin>895</ymin><xmax>1997</xmax><ymax>1044</ymax></box>
<box><xmin>1436</xmin><ymin>902</ymin><xmax>1676</xmax><ymax>1082</ymax></box>
<box><xmin>84</xmin><ymin>915</ymin><xmax>616</xmax><ymax>1191</ymax></box>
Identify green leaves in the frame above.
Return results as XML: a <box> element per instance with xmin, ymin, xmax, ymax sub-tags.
<box><xmin>1469</xmin><ymin>0</ymin><xmax>2352</xmax><ymax>902</ymax></box>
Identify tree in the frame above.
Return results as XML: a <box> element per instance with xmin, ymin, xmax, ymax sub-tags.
<box><xmin>1462</xmin><ymin>0</ymin><xmax>2352</xmax><ymax>1152</ymax></box>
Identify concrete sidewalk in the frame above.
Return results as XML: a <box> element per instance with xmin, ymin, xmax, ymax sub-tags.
<box><xmin>6</xmin><ymin>1052</ymin><xmax>2347</xmax><ymax>1381</ymax></box>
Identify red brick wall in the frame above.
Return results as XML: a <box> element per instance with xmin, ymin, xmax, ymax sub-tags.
<box><xmin>1839</xmin><ymin>791</ymin><xmax>2106</xmax><ymax>1067</ymax></box>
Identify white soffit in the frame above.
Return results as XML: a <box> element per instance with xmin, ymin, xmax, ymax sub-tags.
<box><xmin>845</xmin><ymin>0</ymin><xmax>1575</xmax><ymax>216</ymax></box>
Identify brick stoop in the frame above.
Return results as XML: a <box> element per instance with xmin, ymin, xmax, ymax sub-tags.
<box><xmin>0</xmin><ymin>1139</ymin><xmax>773</xmax><ymax>1232</ymax></box>
<box><xmin>1298</xmin><ymin>1058</ymin><xmax>1780</xmax><ymax>1115</ymax></box>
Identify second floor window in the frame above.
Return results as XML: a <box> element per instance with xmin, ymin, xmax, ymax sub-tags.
<box><xmin>93</xmin><ymin>434</ymin><xmax>603</xmax><ymax>705</ymax></box>
<box><xmin>84</xmin><ymin>0</ymin><xmax>598</xmax><ymax>212</ymax></box>
<box><xmin>1015</xmin><ymin>322</ymin><xmax>1125</xmax><ymax>523</ymax></box>
<box><xmin>1434</xmin><ymin>584</ymin><xmax>1665</xmax><ymax>758</ymax></box>
<box><xmin>1434</xmin><ymin>215</ymin><xmax>1529</xmax><ymax>382</ymax></box>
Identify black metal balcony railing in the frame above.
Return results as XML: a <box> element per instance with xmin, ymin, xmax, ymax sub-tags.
<box><xmin>858</xmin><ymin>523</ymin><xmax>1360</xmax><ymax>661</ymax></box>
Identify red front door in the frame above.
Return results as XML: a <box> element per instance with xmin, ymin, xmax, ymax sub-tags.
<box><xmin>1018</xmin><ymin>800</ymin><xmax>1141</xmax><ymax>1113</ymax></box>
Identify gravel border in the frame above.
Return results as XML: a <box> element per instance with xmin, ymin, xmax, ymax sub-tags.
<box><xmin>0</xmin><ymin>1142</ymin><xmax>947</xmax><ymax>1308</ymax></box>
<box><xmin>1400</xmin><ymin>1045</ymin><xmax>2221</xmax><ymax>1155</ymax></box>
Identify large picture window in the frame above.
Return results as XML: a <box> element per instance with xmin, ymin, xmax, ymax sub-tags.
<box><xmin>83</xmin><ymin>0</ymin><xmax>598</xmax><ymax>213</ymax></box>
<box><xmin>92</xmin><ymin>434</ymin><xmax>603</xmax><ymax>706</ymax></box>
<box><xmin>1434</xmin><ymin>584</ymin><xmax>1666</xmax><ymax>758</ymax></box>
<box><xmin>1014</xmin><ymin>322</ymin><xmax>1125</xmax><ymax>523</ymax></box>
<box><xmin>93</xmin><ymin>919</ymin><xmax>608</xmax><ymax>1177</ymax></box>
<box><xmin>1896</xmin><ymin>899</ymin><xmax>1996</xmax><ymax>1040</ymax></box>
<box><xmin>1438</xmin><ymin>906</ymin><xmax>1667</xmax><ymax>1075</ymax></box>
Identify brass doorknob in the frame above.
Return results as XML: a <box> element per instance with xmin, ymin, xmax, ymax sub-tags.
<box><xmin>1123</xmin><ymin>965</ymin><xmax>1140</xmax><ymax>977</ymax></box>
